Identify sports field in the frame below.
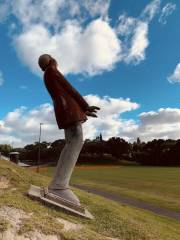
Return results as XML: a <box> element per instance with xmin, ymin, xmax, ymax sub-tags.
<box><xmin>41</xmin><ymin>165</ymin><xmax>180</xmax><ymax>213</ymax></box>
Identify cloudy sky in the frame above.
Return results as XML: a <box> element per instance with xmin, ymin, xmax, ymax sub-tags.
<box><xmin>0</xmin><ymin>0</ymin><xmax>180</xmax><ymax>147</ymax></box>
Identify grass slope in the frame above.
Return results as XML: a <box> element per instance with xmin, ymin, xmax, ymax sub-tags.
<box><xmin>0</xmin><ymin>160</ymin><xmax>180</xmax><ymax>240</ymax></box>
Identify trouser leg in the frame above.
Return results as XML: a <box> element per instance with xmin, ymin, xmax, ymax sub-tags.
<box><xmin>48</xmin><ymin>122</ymin><xmax>84</xmax><ymax>191</ymax></box>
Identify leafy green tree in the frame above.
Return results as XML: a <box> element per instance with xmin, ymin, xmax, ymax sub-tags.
<box><xmin>0</xmin><ymin>144</ymin><xmax>12</xmax><ymax>155</ymax></box>
<box><xmin>106</xmin><ymin>137</ymin><xmax>130</xmax><ymax>160</ymax></box>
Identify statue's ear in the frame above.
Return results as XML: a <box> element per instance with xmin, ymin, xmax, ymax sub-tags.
<box><xmin>49</xmin><ymin>58</ymin><xmax>58</xmax><ymax>67</ymax></box>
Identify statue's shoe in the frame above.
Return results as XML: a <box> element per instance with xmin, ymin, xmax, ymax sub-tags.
<box><xmin>48</xmin><ymin>188</ymin><xmax>81</xmax><ymax>206</ymax></box>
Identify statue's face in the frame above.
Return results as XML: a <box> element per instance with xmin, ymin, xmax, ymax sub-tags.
<box><xmin>38</xmin><ymin>54</ymin><xmax>52</xmax><ymax>71</ymax></box>
<box><xmin>39</xmin><ymin>54</ymin><xmax>59</xmax><ymax>71</ymax></box>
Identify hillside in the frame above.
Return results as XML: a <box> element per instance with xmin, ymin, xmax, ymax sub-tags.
<box><xmin>0</xmin><ymin>159</ymin><xmax>180</xmax><ymax>240</ymax></box>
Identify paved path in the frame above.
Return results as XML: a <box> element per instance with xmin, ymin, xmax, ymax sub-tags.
<box><xmin>73</xmin><ymin>184</ymin><xmax>180</xmax><ymax>221</ymax></box>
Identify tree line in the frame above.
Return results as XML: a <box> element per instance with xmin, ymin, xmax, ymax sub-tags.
<box><xmin>1</xmin><ymin>135</ymin><xmax>180</xmax><ymax>166</ymax></box>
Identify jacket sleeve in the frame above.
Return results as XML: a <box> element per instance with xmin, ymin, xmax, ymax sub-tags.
<box><xmin>57</xmin><ymin>71</ymin><xmax>90</xmax><ymax>112</ymax></box>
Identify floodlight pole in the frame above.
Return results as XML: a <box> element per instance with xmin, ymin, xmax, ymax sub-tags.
<box><xmin>37</xmin><ymin>123</ymin><xmax>43</xmax><ymax>173</ymax></box>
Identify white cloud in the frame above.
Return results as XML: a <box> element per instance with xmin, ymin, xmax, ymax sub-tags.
<box><xmin>116</xmin><ymin>0</ymin><xmax>160</xmax><ymax>65</ymax></box>
<box><xmin>14</xmin><ymin>19</ymin><xmax>121</xmax><ymax>76</ymax></box>
<box><xmin>140</xmin><ymin>0</ymin><xmax>161</xmax><ymax>22</ymax></box>
<box><xmin>11</xmin><ymin>0</ymin><xmax>64</xmax><ymax>28</ymax></box>
<box><xmin>0</xmin><ymin>95</ymin><xmax>139</xmax><ymax>147</ymax></box>
<box><xmin>2</xmin><ymin>98</ymin><xmax>180</xmax><ymax>146</ymax></box>
<box><xmin>122</xmin><ymin>108</ymin><xmax>180</xmax><ymax>142</ymax></box>
<box><xmin>11</xmin><ymin>0</ymin><xmax>110</xmax><ymax>28</ymax></box>
<box><xmin>0</xmin><ymin>71</ymin><xmax>4</xmax><ymax>86</ymax></box>
<box><xmin>116</xmin><ymin>14</ymin><xmax>136</xmax><ymax>36</ymax></box>
<box><xmin>83</xmin><ymin>0</ymin><xmax>110</xmax><ymax>20</ymax></box>
<box><xmin>125</xmin><ymin>21</ymin><xmax>149</xmax><ymax>64</ymax></box>
<box><xmin>1</xmin><ymin>0</ymin><xmax>163</xmax><ymax>76</ymax></box>
<box><xmin>168</xmin><ymin>63</ymin><xmax>180</xmax><ymax>83</ymax></box>
<box><xmin>159</xmin><ymin>2</ymin><xmax>176</xmax><ymax>25</ymax></box>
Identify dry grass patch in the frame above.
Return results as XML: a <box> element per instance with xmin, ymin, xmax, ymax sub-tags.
<box><xmin>0</xmin><ymin>177</ymin><xmax>9</xmax><ymax>189</ymax></box>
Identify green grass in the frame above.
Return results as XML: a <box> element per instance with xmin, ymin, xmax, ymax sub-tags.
<box><xmin>43</xmin><ymin>165</ymin><xmax>180</xmax><ymax>213</ymax></box>
<box><xmin>0</xmin><ymin>159</ymin><xmax>180</xmax><ymax>240</ymax></box>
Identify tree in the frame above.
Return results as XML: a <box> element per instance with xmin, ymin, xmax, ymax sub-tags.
<box><xmin>100</xmin><ymin>133</ymin><xmax>103</xmax><ymax>141</ymax></box>
<box><xmin>0</xmin><ymin>144</ymin><xmax>12</xmax><ymax>155</ymax></box>
<box><xmin>106</xmin><ymin>137</ymin><xmax>130</xmax><ymax>160</ymax></box>
<box><xmin>137</xmin><ymin>137</ymin><xmax>141</xmax><ymax>145</ymax></box>
<box><xmin>51</xmin><ymin>139</ymin><xmax>65</xmax><ymax>148</ymax></box>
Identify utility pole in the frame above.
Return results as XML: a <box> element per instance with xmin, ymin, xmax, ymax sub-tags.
<box><xmin>36</xmin><ymin>123</ymin><xmax>43</xmax><ymax>173</ymax></box>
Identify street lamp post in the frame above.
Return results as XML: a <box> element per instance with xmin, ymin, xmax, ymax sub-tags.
<box><xmin>36</xmin><ymin>123</ymin><xmax>43</xmax><ymax>173</ymax></box>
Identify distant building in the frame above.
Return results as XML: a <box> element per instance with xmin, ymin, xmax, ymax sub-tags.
<box><xmin>9</xmin><ymin>152</ymin><xmax>20</xmax><ymax>164</ymax></box>
<box><xmin>9</xmin><ymin>152</ymin><xmax>30</xmax><ymax>167</ymax></box>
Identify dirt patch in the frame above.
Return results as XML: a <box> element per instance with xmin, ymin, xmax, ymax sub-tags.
<box><xmin>57</xmin><ymin>218</ymin><xmax>83</xmax><ymax>232</ymax></box>
<box><xmin>75</xmin><ymin>165</ymin><xmax>120</xmax><ymax>170</ymax></box>
<box><xmin>0</xmin><ymin>206</ymin><xmax>101</xmax><ymax>240</ymax></box>
<box><xmin>0</xmin><ymin>206</ymin><xmax>60</xmax><ymax>240</ymax></box>
<box><xmin>0</xmin><ymin>177</ymin><xmax>9</xmax><ymax>189</ymax></box>
<box><xmin>28</xmin><ymin>167</ymin><xmax>48</xmax><ymax>173</ymax></box>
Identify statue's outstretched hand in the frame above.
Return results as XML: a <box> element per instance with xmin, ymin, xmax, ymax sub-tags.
<box><xmin>85</xmin><ymin>111</ymin><xmax>97</xmax><ymax>118</ymax></box>
<box><xmin>85</xmin><ymin>106</ymin><xmax>100</xmax><ymax>118</ymax></box>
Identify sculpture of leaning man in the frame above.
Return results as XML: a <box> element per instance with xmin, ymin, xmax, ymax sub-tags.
<box><xmin>38</xmin><ymin>54</ymin><xmax>100</xmax><ymax>206</ymax></box>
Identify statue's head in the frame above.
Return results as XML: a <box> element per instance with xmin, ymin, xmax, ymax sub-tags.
<box><xmin>38</xmin><ymin>54</ymin><xmax>58</xmax><ymax>71</ymax></box>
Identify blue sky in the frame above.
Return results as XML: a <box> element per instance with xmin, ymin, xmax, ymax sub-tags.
<box><xmin>0</xmin><ymin>0</ymin><xmax>180</xmax><ymax>147</ymax></box>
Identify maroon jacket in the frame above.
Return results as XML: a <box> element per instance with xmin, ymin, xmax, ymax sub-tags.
<box><xmin>44</xmin><ymin>65</ymin><xmax>89</xmax><ymax>129</ymax></box>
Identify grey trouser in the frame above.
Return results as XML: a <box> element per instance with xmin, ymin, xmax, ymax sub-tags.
<box><xmin>48</xmin><ymin>121</ymin><xmax>83</xmax><ymax>190</ymax></box>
